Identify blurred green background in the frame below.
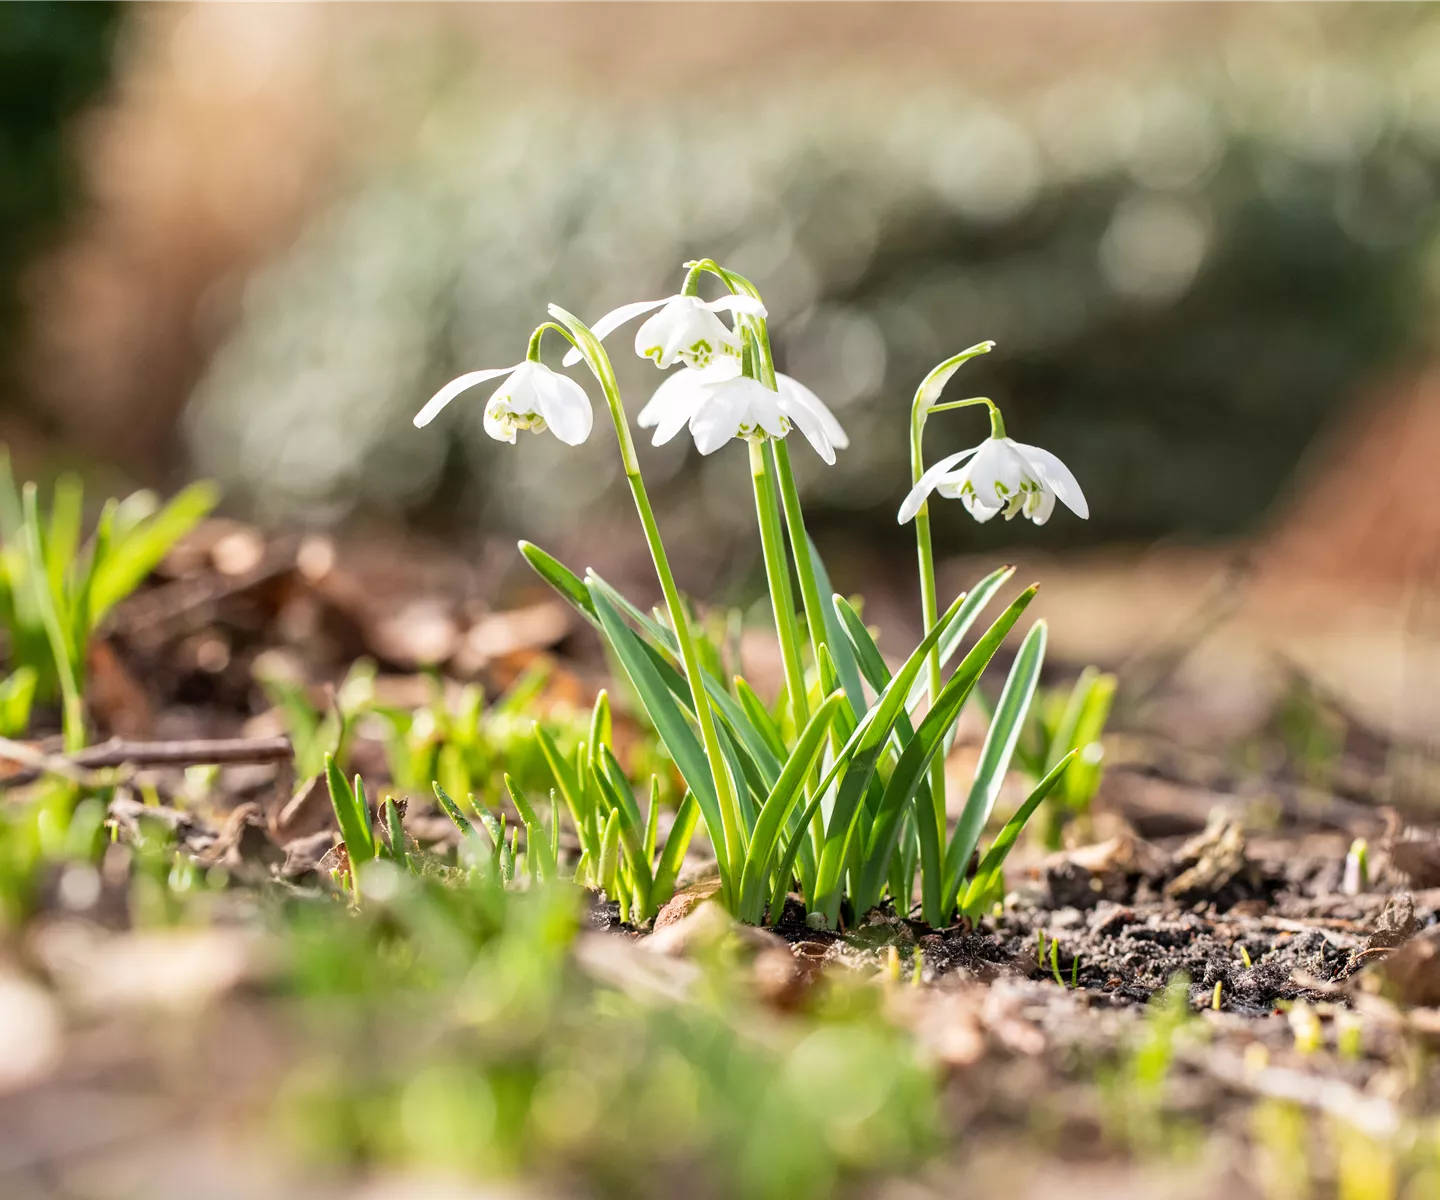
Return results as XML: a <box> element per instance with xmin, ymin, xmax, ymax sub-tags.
<box><xmin>3</xmin><ymin>2</ymin><xmax>1439</xmax><ymax>570</ymax></box>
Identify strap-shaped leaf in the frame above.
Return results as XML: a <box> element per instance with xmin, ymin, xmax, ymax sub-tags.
<box><xmin>91</xmin><ymin>481</ymin><xmax>219</xmax><ymax>621</ymax></box>
<box><xmin>324</xmin><ymin>753</ymin><xmax>375</xmax><ymax>869</ymax></box>
<box><xmin>643</xmin><ymin>777</ymin><xmax>662</xmax><ymax>863</ymax></box>
<box><xmin>44</xmin><ymin>475</ymin><xmax>83</xmax><ymax>601</ymax></box>
<box><xmin>0</xmin><ymin>667</ymin><xmax>37</xmax><ymax>740</ymax></box>
<box><xmin>590</xmin><ymin>764</ymin><xmax>653</xmax><ymax>909</ymax></box>
<box><xmin>588</xmin><ymin>582</ymin><xmax>728</xmax><ymax>880</ymax></box>
<box><xmin>809</xmin><ymin>588</ymin><xmax>975</xmax><ymax>916</ymax></box>
<box><xmin>588</xmin><ymin>690</ymin><xmax>612</xmax><ymax>759</ymax></box>
<box><xmin>905</xmin><ymin>564</ymin><xmax>1016</xmax><ymax>710</ymax></box>
<box><xmin>534</xmin><ymin>722</ymin><xmax>595</xmax><ymax>846</ymax></box>
<box><xmin>589</xmin><ymin>573</ymin><xmax>782</xmax><ymax>783</ymax></box>
<box><xmin>597</xmin><ymin>809</ymin><xmax>622</xmax><ymax>897</ymax></box>
<box><xmin>736</xmin><ymin>691</ymin><xmax>846</xmax><ymax>921</ymax></box>
<box><xmin>960</xmin><ymin>749</ymin><xmax>1076</xmax><ymax>917</ymax></box>
<box><xmin>735</xmin><ymin>677</ymin><xmax>787</xmax><ymax>761</ymax></box>
<box><xmin>598</xmin><ymin>745</ymin><xmax>643</xmax><ymax>829</ymax></box>
<box><xmin>852</xmin><ymin>588</ymin><xmax>1040</xmax><ymax>917</ymax></box>
<box><xmin>942</xmin><ymin>619</ymin><xmax>1048</xmax><ymax>914</ymax></box>
<box><xmin>834</xmin><ymin>596</ymin><xmax>918</xmax><ymax>744</ymax></box>
<box><xmin>506</xmin><ymin>774</ymin><xmax>557</xmax><ymax>882</ymax></box>
<box><xmin>519</xmin><ymin>539</ymin><xmax>595</xmax><ymax>617</ymax></box>
<box><xmin>651</xmin><ymin>791</ymin><xmax>699</xmax><ymax>908</ymax></box>
<box><xmin>383</xmin><ymin>797</ymin><xmax>408</xmax><ymax>870</ymax></box>
<box><xmin>806</xmin><ymin>537</ymin><xmax>868</xmax><ymax>718</ymax></box>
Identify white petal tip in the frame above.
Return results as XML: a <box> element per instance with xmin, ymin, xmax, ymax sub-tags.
<box><xmin>562</xmin><ymin>349</ymin><xmax>582</xmax><ymax>368</ymax></box>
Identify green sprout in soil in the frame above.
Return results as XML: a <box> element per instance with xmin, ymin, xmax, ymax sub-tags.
<box><xmin>0</xmin><ymin>452</ymin><xmax>217</xmax><ymax>751</ymax></box>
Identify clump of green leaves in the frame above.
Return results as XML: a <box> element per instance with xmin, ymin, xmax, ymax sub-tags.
<box><xmin>371</xmin><ymin>664</ymin><xmax>598</xmax><ymax>811</ymax></box>
<box><xmin>526</xmin><ymin>545</ymin><xmax>1074</xmax><ymax>928</ymax></box>
<box><xmin>537</xmin><ymin>689</ymin><xmax>697</xmax><ymax>922</ymax></box>
<box><xmin>323</xmin><ymin>753</ymin><xmax>423</xmax><ymax>897</ymax></box>
<box><xmin>0</xmin><ymin>448</ymin><xmax>218</xmax><ymax>749</ymax></box>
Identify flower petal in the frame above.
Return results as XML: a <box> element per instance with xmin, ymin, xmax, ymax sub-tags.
<box><xmin>561</xmin><ymin>299</ymin><xmax>670</xmax><ymax>367</ymax></box>
<box><xmin>639</xmin><ymin>368</ymin><xmax>709</xmax><ymax>445</ymax></box>
<box><xmin>704</xmin><ymin>294</ymin><xmax>768</xmax><ymax>319</ymax></box>
<box><xmin>774</xmin><ymin>384</ymin><xmax>834</xmax><ymax>465</ymax></box>
<box><xmin>777</xmin><ymin>373</ymin><xmax>848</xmax><ymax>451</ymax></box>
<box><xmin>413</xmin><ymin>365</ymin><xmax>521</xmax><ymax>428</ymax></box>
<box><xmin>896</xmin><ymin>446</ymin><xmax>982</xmax><ymax>524</ymax></box>
<box><xmin>1028</xmin><ymin>487</ymin><xmax>1056</xmax><ymax>525</ymax></box>
<box><xmin>745</xmin><ymin>381</ymin><xmax>790</xmax><ymax>440</ymax></box>
<box><xmin>967</xmin><ymin>438</ymin><xmax>1028</xmax><ymax>505</ymax></box>
<box><xmin>1008</xmin><ymin>440</ymin><xmax>1089</xmax><ymax>519</ymax></box>
<box><xmin>689</xmin><ymin>386</ymin><xmax>750</xmax><ymax>455</ymax></box>
<box><xmin>531</xmin><ymin>368</ymin><xmax>593</xmax><ymax>446</ymax></box>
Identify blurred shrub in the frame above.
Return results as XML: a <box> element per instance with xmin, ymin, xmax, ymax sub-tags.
<box><xmin>188</xmin><ymin>18</ymin><xmax>1440</xmax><ymax>554</ymax></box>
<box><xmin>0</xmin><ymin>4</ymin><xmax>118</xmax><ymax>394</ymax></box>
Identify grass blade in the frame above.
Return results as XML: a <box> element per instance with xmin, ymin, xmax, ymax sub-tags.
<box><xmin>324</xmin><ymin>755</ymin><xmax>374</xmax><ymax>888</ymax></box>
<box><xmin>91</xmin><ymin>481</ymin><xmax>218</xmax><ymax>621</ymax></box>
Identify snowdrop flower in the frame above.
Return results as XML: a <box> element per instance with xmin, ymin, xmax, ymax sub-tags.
<box><xmin>637</xmin><ymin>359</ymin><xmax>848</xmax><ymax>462</ymax></box>
<box><xmin>562</xmin><ymin>293</ymin><xmax>767</xmax><ymax>371</ymax></box>
<box><xmin>898</xmin><ymin>436</ymin><xmax>1088</xmax><ymax>525</ymax></box>
<box><xmin>412</xmin><ymin>360</ymin><xmax>592</xmax><ymax>446</ymax></box>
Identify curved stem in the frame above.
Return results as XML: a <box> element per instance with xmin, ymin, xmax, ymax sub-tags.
<box><xmin>750</xmin><ymin>440</ymin><xmax>809</xmax><ymax>731</ymax></box>
<box><xmin>771</xmin><ymin>442</ymin><xmax>829</xmax><ymax>678</ymax></box>
<box><xmin>907</xmin><ymin>343</ymin><xmax>996</xmax><ymax>853</ymax></box>
<box><xmin>543</xmin><ymin>308</ymin><xmax>745</xmax><ymax>901</ymax></box>
<box><xmin>527</xmin><ymin>322</ymin><xmax>573</xmax><ymax>361</ymax></box>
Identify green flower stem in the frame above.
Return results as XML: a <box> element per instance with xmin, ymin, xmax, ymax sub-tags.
<box><xmin>697</xmin><ymin>261</ymin><xmax>833</xmax><ymax>671</ymax></box>
<box><xmin>547</xmin><ymin>308</ymin><xmax>746</xmax><ymax>901</ymax></box>
<box><xmin>690</xmin><ymin>259</ymin><xmax>839</xmax><ymax>873</ymax></box>
<box><xmin>526</xmin><ymin>322</ymin><xmax>572</xmax><ymax>361</ymax></box>
<box><xmin>749</xmin><ymin>439</ymin><xmax>809</xmax><ymax>732</ymax></box>
<box><xmin>908</xmin><ymin>345</ymin><xmax>998</xmax><ymax>848</ymax></box>
<box><xmin>771</xmin><ymin>441</ymin><xmax>830</xmax><ymax>671</ymax></box>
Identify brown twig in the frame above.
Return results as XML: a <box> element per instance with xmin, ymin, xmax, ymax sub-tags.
<box><xmin>0</xmin><ymin>735</ymin><xmax>294</xmax><ymax>790</ymax></box>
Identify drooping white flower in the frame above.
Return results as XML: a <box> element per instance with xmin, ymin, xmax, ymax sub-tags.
<box><xmin>776</xmin><ymin>373</ymin><xmax>850</xmax><ymax>458</ymax></box>
<box><xmin>561</xmin><ymin>293</ymin><xmax>768</xmax><ymax>371</ymax></box>
<box><xmin>637</xmin><ymin>359</ymin><xmax>847</xmax><ymax>462</ymax></box>
<box><xmin>412</xmin><ymin>360</ymin><xmax>593</xmax><ymax>446</ymax></box>
<box><xmin>898</xmin><ymin>436</ymin><xmax>1088</xmax><ymax>526</ymax></box>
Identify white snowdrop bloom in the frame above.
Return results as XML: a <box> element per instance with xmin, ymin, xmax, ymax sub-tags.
<box><xmin>637</xmin><ymin>359</ymin><xmax>847</xmax><ymax>462</ymax></box>
<box><xmin>776</xmin><ymin>373</ymin><xmax>850</xmax><ymax>458</ymax></box>
<box><xmin>412</xmin><ymin>360</ymin><xmax>593</xmax><ymax>446</ymax></box>
<box><xmin>898</xmin><ymin>436</ymin><xmax>1088</xmax><ymax>526</ymax></box>
<box><xmin>562</xmin><ymin>293</ymin><xmax>768</xmax><ymax>371</ymax></box>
